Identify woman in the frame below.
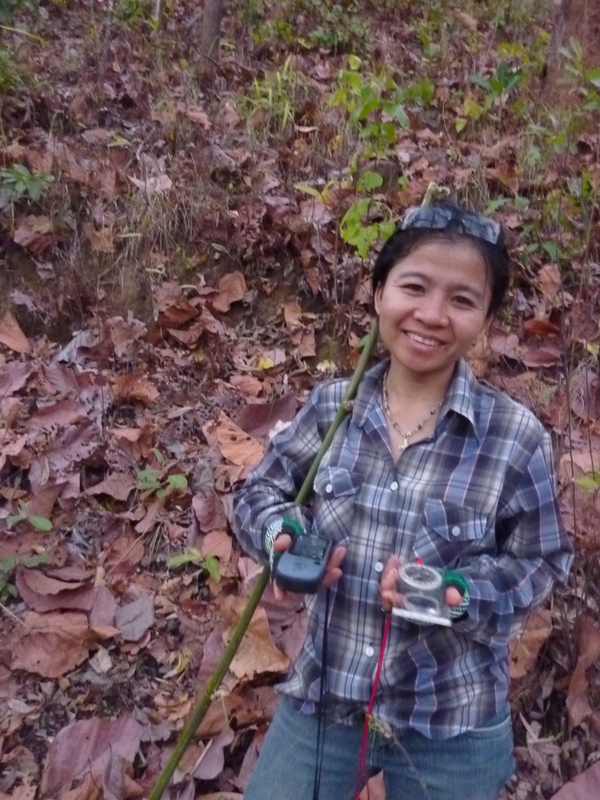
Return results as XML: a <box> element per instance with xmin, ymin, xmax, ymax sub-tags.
<box><xmin>233</xmin><ymin>203</ymin><xmax>573</xmax><ymax>800</ymax></box>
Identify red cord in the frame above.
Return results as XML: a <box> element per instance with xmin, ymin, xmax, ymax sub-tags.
<box><xmin>355</xmin><ymin>614</ymin><xmax>391</xmax><ymax>800</ymax></box>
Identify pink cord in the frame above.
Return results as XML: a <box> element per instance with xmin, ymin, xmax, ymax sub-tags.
<box><xmin>355</xmin><ymin>614</ymin><xmax>391</xmax><ymax>800</ymax></box>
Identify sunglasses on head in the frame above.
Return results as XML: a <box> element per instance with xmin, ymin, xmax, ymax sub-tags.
<box><xmin>400</xmin><ymin>205</ymin><xmax>504</xmax><ymax>248</ymax></box>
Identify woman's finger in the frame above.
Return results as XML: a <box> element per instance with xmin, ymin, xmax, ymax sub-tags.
<box><xmin>321</xmin><ymin>545</ymin><xmax>346</xmax><ymax>589</ymax></box>
<box><xmin>445</xmin><ymin>586</ymin><xmax>463</xmax><ymax>607</ymax></box>
<box><xmin>380</xmin><ymin>555</ymin><xmax>402</xmax><ymax>612</ymax></box>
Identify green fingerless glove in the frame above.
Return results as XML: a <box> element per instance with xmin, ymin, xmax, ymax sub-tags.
<box><xmin>264</xmin><ymin>517</ymin><xmax>304</xmax><ymax>574</ymax></box>
<box><xmin>443</xmin><ymin>570</ymin><xmax>470</xmax><ymax>621</ymax></box>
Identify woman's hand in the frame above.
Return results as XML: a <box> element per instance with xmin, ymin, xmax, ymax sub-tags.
<box><xmin>271</xmin><ymin>535</ymin><xmax>346</xmax><ymax>602</ymax></box>
<box><xmin>379</xmin><ymin>555</ymin><xmax>464</xmax><ymax>613</ymax></box>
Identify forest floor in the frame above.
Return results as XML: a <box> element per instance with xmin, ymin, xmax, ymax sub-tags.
<box><xmin>1</xmin><ymin>0</ymin><xmax>600</xmax><ymax>798</ymax></box>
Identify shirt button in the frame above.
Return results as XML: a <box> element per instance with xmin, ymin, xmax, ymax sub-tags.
<box><xmin>451</xmin><ymin>525</ymin><xmax>461</xmax><ymax>536</ymax></box>
<box><xmin>374</xmin><ymin>561</ymin><xmax>384</xmax><ymax>573</ymax></box>
<box><xmin>390</xmin><ymin>481</ymin><xmax>399</xmax><ymax>491</ymax></box>
<box><xmin>365</xmin><ymin>645</ymin><xmax>375</xmax><ymax>657</ymax></box>
<box><xmin>325</xmin><ymin>483</ymin><xmax>333</xmax><ymax>494</ymax></box>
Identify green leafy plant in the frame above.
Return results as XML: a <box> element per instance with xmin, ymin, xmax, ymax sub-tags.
<box><xmin>309</xmin><ymin>2</ymin><xmax>369</xmax><ymax>54</ymax></box>
<box><xmin>455</xmin><ymin>61</ymin><xmax>524</xmax><ymax>132</ymax></box>
<box><xmin>166</xmin><ymin>548</ymin><xmax>222</xmax><ymax>582</ymax></box>
<box><xmin>7</xmin><ymin>500</ymin><xmax>53</xmax><ymax>531</ymax></box>
<box><xmin>0</xmin><ymin>47</ymin><xmax>22</xmax><ymax>94</ymax></box>
<box><xmin>0</xmin><ymin>0</ymin><xmax>37</xmax><ymax>24</ymax></box>
<box><xmin>136</xmin><ymin>468</ymin><xmax>188</xmax><ymax>498</ymax></box>
<box><xmin>115</xmin><ymin>0</ymin><xmax>151</xmax><ymax>25</ymax></box>
<box><xmin>330</xmin><ymin>55</ymin><xmax>409</xmax><ymax>160</ymax></box>
<box><xmin>0</xmin><ymin>164</ymin><xmax>54</xmax><ymax>203</ymax></box>
<box><xmin>253</xmin><ymin>19</ymin><xmax>294</xmax><ymax>46</ymax></box>
<box><xmin>559</xmin><ymin>37</ymin><xmax>600</xmax><ymax>112</ymax></box>
<box><xmin>0</xmin><ymin>552</ymin><xmax>48</xmax><ymax>603</ymax></box>
<box><xmin>242</xmin><ymin>55</ymin><xmax>305</xmax><ymax>133</ymax></box>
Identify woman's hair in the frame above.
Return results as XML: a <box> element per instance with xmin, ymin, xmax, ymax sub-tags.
<box><xmin>371</xmin><ymin>204</ymin><xmax>511</xmax><ymax>318</ymax></box>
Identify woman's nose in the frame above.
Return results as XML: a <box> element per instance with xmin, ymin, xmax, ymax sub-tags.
<box><xmin>413</xmin><ymin>294</ymin><xmax>449</xmax><ymax>326</ymax></box>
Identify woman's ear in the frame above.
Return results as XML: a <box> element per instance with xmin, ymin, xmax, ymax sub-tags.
<box><xmin>373</xmin><ymin>285</ymin><xmax>382</xmax><ymax>317</ymax></box>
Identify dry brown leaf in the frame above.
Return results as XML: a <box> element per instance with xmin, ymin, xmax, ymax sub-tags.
<box><xmin>183</xmin><ymin>106</ymin><xmax>212</xmax><ymax>130</ymax></box>
<box><xmin>201</xmin><ymin>530</ymin><xmax>233</xmax><ymax>564</ymax></box>
<box><xmin>134</xmin><ymin>498</ymin><xmax>164</xmax><ymax>534</ymax></box>
<box><xmin>538</xmin><ymin>264</ymin><xmax>562</xmax><ymax>300</ymax></box>
<box><xmin>222</xmin><ymin>596</ymin><xmax>289</xmax><ymax>682</ymax></box>
<box><xmin>185</xmin><ymin>727</ymin><xmax>234</xmax><ymax>781</ymax></box>
<box><xmin>58</xmin><ymin>772</ymin><xmax>102</xmax><ymax>800</ymax></box>
<box><xmin>293</xmin><ymin>328</ymin><xmax>316</xmax><ymax>358</ymax></box>
<box><xmin>570</xmin><ymin>367</ymin><xmax>599</xmax><ymax>423</ymax></box>
<box><xmin>517</xmin><ymin>343</ymin><xmax>562</xmax><ymax>368</ymax></box>
<box><xmin>83</xmin><ymin>222</ymin><xmax>114</xmax><ymax>253</ymax></box>
<box><xmin>0</xmin><ymin>312</ymin><xmax>31</xmax><ymax>354</ymax></box>
<box><xmin>523</xmin><ymin>318</ymin><xmax>561</xmax><ymax>337</ymax></box>
<box><xmin>86</xmin><ymin>473</ymin><xmax>136</xmax><ymax>502</ymax></box>
<box><xmin>29</xmin><ymin>400</ymin><xmax>87</xmax><ymax>435</ymax></box>
<box><xmin>234</xmin><ymin>394</ymin><xmax>297</xmax><ymax>440</ymax></box>
<box><xmin>115</xmin><ymin>596</ymin><xmax>155</xmax><ymax>642</ymax></box>
<box><xmin>167</xmin><ymin>324</ymin><xmax>204</xmax><ymax>346</ymax></box>
<box><xmin>0</xmin><ymin>361</ymin><xmax>34</xmax><ymax>395</ymax></box>
<box><xmin>566</xmin><ymin>616</ymin><xmax>600</xmax><ymax>727</ymax></box>
<box><xmin>509</xmin><ymin>608</ymin><xmax>553</xmax><ymax>680</ymax></box>
<box><xmin>192</xmin><ymin>491</ymin><xmax>227</xmax><ymax>532</ymax></box>
<box><xmin>212</xmin><ymin>272</ymin><xmax>248</xmax><ymax>313</ymax></box>
<box><xmin>112</xmin><ymin>375</ymin><xmax>159</xmax><ymax>405</ymax></box>
<box><xmin>229</xmin><ymin>374</ymin><xmax>263</xmax><ymax>397</ymax></box>
<box><xmin>550</xmin><ymin>759</ymin><xmax>600</xmax><ymax>799</ymax></box>
<box><xmin>15</xmin><ymin>569</ymin><xmax>96</xmax><ymax>614</ymax></box>
<box><xmin>107</xmin><ymin>317</ymin><xmax>147</xmax><ymax>359</ymax></box>
<box><xmin>13</xmin><ymin>215</ymin><xmax>56</xmax><ymax>254</ymax></box>
<box><xmin>204</xmin><ymin>411</ymin><xmax>264</xmax><ymax>468</ymax></box>
<box><xmin>11</xmin><ymin>612</ymin><xmax>96</xmax><ymax>678</ymax></box>
<box><xmin>38</xmin><ymin>363</ymin><xmax>77</xmax><ymax>395</ymax></box>
<box><xmin>17</xmin><ymin>568</ymin><xmax>85</xmax><ymax>596</ymax></box>
<box><xmin>283</xmin><ymin>301</ymin><xmax>302</xmax><ymax>332</ymax></box>
<box><xmin>41</xmin><ymin>716</ymin><xmax>142</xmax><ymax>797</ymax></box>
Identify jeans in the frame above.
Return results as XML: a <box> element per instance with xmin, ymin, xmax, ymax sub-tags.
<box><xmin>244</xmin><ymin>696</ymin><xmax>515</xmax><ymax>800</ymax></box>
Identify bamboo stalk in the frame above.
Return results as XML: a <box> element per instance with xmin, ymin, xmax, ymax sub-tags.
<box><xmin>147</xmin><ymin>320</ymin><xmax>379</xmax><ymax>800</ymax></box>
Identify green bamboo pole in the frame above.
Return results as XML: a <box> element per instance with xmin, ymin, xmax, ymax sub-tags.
<box><xmin>147</xmin><ymin>320</ymin><xmax>379</xmax><ymax>800</ymax></box>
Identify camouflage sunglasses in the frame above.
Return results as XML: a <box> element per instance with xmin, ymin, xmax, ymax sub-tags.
<box><xmin>400</xmin><ymin>204</ymin><xmax>504</xmax><ymax>248</ymax></box>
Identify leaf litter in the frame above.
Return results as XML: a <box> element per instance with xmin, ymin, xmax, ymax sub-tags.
<box><xmin>0</xmin><ymin>1</ymin><xmax>599</xmax><ymax>799</ymax></box>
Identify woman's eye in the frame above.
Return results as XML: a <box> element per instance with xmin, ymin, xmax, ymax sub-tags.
<box><xmin>403</xmin><ymin>283</ymin><xmax>425</xmax><ymax>293</ymax></box>
<box><xmin>453</xmin><ymin>295</ymin><xmax>475</xmax><ymax>307</ymax></box>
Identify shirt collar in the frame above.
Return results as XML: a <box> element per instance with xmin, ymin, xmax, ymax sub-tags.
<box><xmin>351</xmin><ymin>357</ymin><xmax>482</xmax><ymax>442</ymax></box>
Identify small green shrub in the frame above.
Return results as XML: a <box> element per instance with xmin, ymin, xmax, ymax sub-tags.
<box><xmin>0</xmin><ymin>164</ymin><xmax>54</xmax><ymax>203</ymax></box>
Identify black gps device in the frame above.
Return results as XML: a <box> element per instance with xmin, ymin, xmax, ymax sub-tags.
<box><xmin>274</xmin><ymin>534</ymin><xmax>333</xmax><ymax>594</ymax></box>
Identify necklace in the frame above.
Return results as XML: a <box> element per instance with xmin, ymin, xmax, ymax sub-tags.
<box><xmin>382</xmin><ymin>372</ymin><xmax>444</xmax><ymax>452</ymax></box>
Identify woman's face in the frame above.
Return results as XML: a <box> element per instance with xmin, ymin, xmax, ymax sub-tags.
<box><xmin>374</xmin><ymin>239</ymin><xmax>492</xmax><ymax>383</ymax></box>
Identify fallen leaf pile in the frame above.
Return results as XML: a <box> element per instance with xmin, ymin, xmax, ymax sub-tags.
<box><xmin>1</xmin><ymin>0</ymin><xmax>600</xmax><ymax>798</ymax></box>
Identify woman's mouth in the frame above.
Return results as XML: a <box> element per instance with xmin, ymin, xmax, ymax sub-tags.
<box><xmin>405</xmin><ymin>331</ymin><xmax>444</xmax><ymax>347</ymax></box>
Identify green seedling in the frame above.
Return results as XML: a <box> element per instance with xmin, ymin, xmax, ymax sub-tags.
<box><xmin>7</xmin><ymin>500</ymin><xmax>53</xmax><ymax>531</ymax></box>
<box><xmin>166</xmin><ymin>548</ymin><xmax>222</xmax><ymax>582</ymax></box>
<box><xmin>0</xmin><ymin>164</ymin><xmax>54</xmax><ymax>202</ymax></box>
<box><xmin>0</xmin><ymin>552</ymin><xmax>48</xmax><ymax>603</ymax></box>
<box><xmin>136</xmin><ymin>468</ymin><xmax>188</xmax><ymax>499</ymax></box>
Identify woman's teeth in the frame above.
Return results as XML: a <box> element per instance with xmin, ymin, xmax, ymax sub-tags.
<box><xmin>406</xmin><ymin>332</ymin><xmax>442</xmax><ymax>347</ymax></box>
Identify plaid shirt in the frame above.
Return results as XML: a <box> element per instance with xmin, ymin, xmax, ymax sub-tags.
<box><xmin>233</xmin><ymin>359</ymin><xmax>573</xmax><ymax>739</ymax></box>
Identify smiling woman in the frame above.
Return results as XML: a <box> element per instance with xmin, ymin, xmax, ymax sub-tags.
<box><xmin>232</xmin><ymin>202</ymin><xmax>573</xmax><ymax>800</ymax></box>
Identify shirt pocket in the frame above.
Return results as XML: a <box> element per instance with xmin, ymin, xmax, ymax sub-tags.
<box><xmin>414</xmin><ymin>499</ymin><xmax>489</xmax><ymax>567</ymax></box>
<box><xmin>313</xmin><ymin>466</ymin><xmax>362</xmax><ymax>544</ymax></box>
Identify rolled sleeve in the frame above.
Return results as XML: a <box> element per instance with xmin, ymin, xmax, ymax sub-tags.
<box><xmin>451</xmin><ymin>432</ymin><xmax>573</xmax><ymax>645</ymax></box>
<box><xmin>232</xmin><ymin>386</ymin><xmax>325</xmax><ymax>563</ymax></box>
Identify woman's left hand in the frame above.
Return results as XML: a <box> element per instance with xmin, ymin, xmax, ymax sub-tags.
<box><xmin>379</xmin><ymin>555</ymin><xmax>463</xmax><ymax>613</ymax></box>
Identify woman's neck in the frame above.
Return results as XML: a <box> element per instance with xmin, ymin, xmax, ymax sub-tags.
<box><xmin>385</xmin><ymin>361</ymin><xmax>454</xmax><ymax>408</ymax></box>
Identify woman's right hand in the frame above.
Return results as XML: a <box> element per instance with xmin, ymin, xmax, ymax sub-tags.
<box><xmin>271</xmin><ymin>535</ymin><xmax>346</xmax><ymax>602</ymax></box>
